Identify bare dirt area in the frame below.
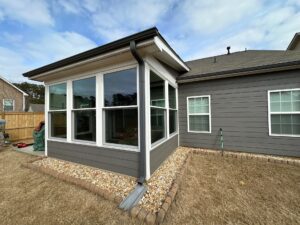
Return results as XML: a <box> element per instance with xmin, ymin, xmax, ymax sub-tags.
<box><xmin>1</xmin><ymin>148</ymin><xmax>300</xmax><ymax>225</ymax></box>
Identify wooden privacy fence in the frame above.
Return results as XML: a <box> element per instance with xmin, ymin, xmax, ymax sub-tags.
<box><xmin>0</xmin><ymin>112</ymin><xmax>44</xmax><ymax>142</ymax></box>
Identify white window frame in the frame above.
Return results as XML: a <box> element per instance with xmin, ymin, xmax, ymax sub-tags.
<box><xmin>71</xmin><ymin>76</ymin><xmax>97</xmax><ymax>144</ymax></box>
<box><xmin>168</xmin><ymin>83</ymin><xmax>178</xmax><ymax>136</ymax></box>
<box><xmin>102</xmin><ymin>65</ymin><xmax>139</xmax><ymax>151</ymax></box>
<box><xmin>48</xmin><ymin>82</ymin><xmax>67</xmax><ymax>140</ymax></box>
<box><xmin>187</xmin><ymin>95</ymin><xmax>211</xmax><ymax>133</ymax></box>
<box><xmin>3</xmin><ymin>99</ymin><xmax>15</xmax><ymax>112</ymax></box>
<box><xmin>268</xmin><ymin>88</ymin><xmax>300</xmax><ymax>137</ymax></box>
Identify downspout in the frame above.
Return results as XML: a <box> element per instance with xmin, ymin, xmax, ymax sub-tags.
<box><xmin>130</xmin><ymin>40</ymin><xmax>147</xmax><ymax>184</ymax></box>
<box><xmin>119</xmin><ymin>41</ymin><xmax>148</xmax><ymax>211</ymax></box>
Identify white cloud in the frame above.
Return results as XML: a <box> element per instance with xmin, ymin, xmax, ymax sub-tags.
<box><xmin>87</xmin><ymin>0</ymin><xmax>174</xmax><ymax>41</ymax></box>
<box><xmin>180</xmin><ymin>0</ymin><xmax>262</xmax><ymax>34</ymax></box>
<box><xmin>0</xmin><ymin>47</ymin><xmax>30</xmax><ymax>82</ymax></box>
<box><xmin>0</xmin><ymin>0</ymin><xmax>54</xmax><ymax>26</ymax></box>
<box><xmin>0</xmin><ymin>31</ymin><xmax>97</xmax><ymax>82</ymax></box>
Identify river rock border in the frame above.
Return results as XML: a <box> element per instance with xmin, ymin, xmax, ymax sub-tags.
<box><xmin>190</xmin><ymin>148</ymin><xmax>300</xmax><ymax>166</ymax></box>
<box><xmin>129</xmin><ymin>153</ymin><xmax>191</xmax><ymax>225</ymax></box>
<box><xmin>21</xmin><ymin>157</ymin><xmax>123</xmax><ymax>204</ymax></box>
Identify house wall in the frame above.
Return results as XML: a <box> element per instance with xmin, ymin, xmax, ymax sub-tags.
<box><xmin>48</xmin><ymin>141</ymin><xmax>140</xmax><ymax>177</ymax></box>
<box><xmin>0</xmin><ymin>79</ymin><xmax>24</xmax><ymax>112</ymax></box>
<box><xmin>150</xmin><ymin>134</ymin><xmax>178</xmax><ymax>174</ymax></box>
<box><xmin>178</xmin><ymin>70</ymin><xmax>300</xmax><ymax>157</ymax></box>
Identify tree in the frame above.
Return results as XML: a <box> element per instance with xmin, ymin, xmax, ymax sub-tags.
<box><xmin>13</xmin><ymin>82</ymin><xmax>45</xmax><ymax>104</ymax></box>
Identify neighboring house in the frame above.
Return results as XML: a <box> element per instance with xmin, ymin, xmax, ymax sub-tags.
<box><xmin>0</xmin><ymin>75</ymin><xmax>28</xmax><ymax>112</ymax></box>
<box><xmin>23</xmin><ymin>28</ymin><xmax>300</xmax><ymax>181</ymax></box>
<box><xmin>28</xmin><ymin>104</ymin><xmax>45</xmax><ymax>112</ymax></box>
<box><xmin>287</xmin><ymin>32</ymin><xmax>300</xmax><ymax>50</ymax></box>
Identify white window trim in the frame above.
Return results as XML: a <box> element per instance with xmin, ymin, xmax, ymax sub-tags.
<box><xmin>168</xmin><ymin>83</ymin><xmax>177</xmax><ymax>136</ymax></box>
<box><xmin>268</xmin><ymin>88</ymin><xmax>300</xmax><ymax>138</ymax></box>
<box><xmin>46</xmin><ymin>63</ymin><xmax>141</xmax><ymax>152</ymax></box>
<box><xmin>102</xmin><ymin>66</ymin><xmax>139</xmax><ymax>150</ymax></box>
<box><xmin>3</xmin><ymin>99</ymin><xmax>15</xmax><ymax>112</ymax></box>
<box><xmin>71</xmin><ymin>77</ymin><xmax>96</xmax><ymax>143</ymax></box>
<box><xmin>48</xmin><ymin>81</ymin><xmax>67</xmax><ymax>140</ymax></box>
<box><xmin>187</xmin><ymin>95</ymin><xmax>212</xmax><ymax>134</ymax></box>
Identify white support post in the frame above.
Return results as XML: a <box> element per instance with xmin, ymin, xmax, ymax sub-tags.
<box><xmin>144</xmin><ymin>63</ymin><xmax>151</xmax><ymax>179</ymax></box>
<box><xmin>44</xmin><ymin>85</ymin><xmax>49</xmax><ymax>156</ymax></box>
<box><xmin>96</xmin><ymin>74</ymin><xmax>103</xmax><ymax>146</ymax></box>
<box><xmin>66</xmin><ymin>80</ymin><xmax>72</xmax><ymax>142</ymax></box>
<box><xmin>165</xmin><ymin>80</ymin><xmax>169</xmax><ymax>138</ymax></box>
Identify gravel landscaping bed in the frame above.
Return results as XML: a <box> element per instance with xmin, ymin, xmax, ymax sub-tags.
<box><xmin>32</xmin><ymin>147</ymin><xmax>190</xmax><ymax>214</ymax></box>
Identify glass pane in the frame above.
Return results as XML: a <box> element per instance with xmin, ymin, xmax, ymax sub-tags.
<box><xmin>281</xmin><ymin>102</ymin><xmax>292</xmax><ymax>112</ymax></box>
<box><xmin>151</xmin><ymin>108</ymin><xmax>165</xmax><ymax>143</ymax></box>
<box><xmin>270</xmin><ymin>102</ymin><xmax>280</xmax><ymax>112</ymax></box>
<box><xmin>270</xmin><ymin>92</ymin><xmax>280</xmax><ymax>102</ymax></box>
<box><xmin>281</xmin><ymin>114</ymin><xmax>292</xmax><ymax>124</ymax></box>
<box><xmin>271</xmin><ymin>114</ymin><xmax>280</xmax><ymax>124</ymax></box>
<box><xmin>74</xmin><ymin>110</ymin><xmax>96</xmax><ymax>141</ymax></box>
<box><xmin>104</xmin><ymin>68</ymin><xmax>137</xmax><ymax>106</ymax></box>
<box><xmin>50</xmin><ymin>112</ymin><xmax>66</xmax><ymax>138</ymax></box>
<box><xmin>292</xmin><ymin>114</ymin><xmax>300</xmax><ymax>124</ymax></box>
<box><xmin>169</xmin><ymin>110</ymin><xmax>176</xmax><ymax>134</ymax></box>
<box><xmin>292</xmin><ymin>125</ymin><xmax>300</xmax><ymax>135</ymax></box>
<box><xmin>105</xmin><ymin>109</ymin><xmax>138</xmax><ymax>146</ymax></box>
<box><xmin>189</xmin><ymin>97</ymin><xmax>209</xmax><ymax>113</ymax></box>
<box><xmin>169</xmin><ymin>85</ymin><xmax>176</xmax><ymax>109</ymax></box>
<box><xmin>281</xmin><ymin>124</ymin><xmax>292</xmax><ymax>134</ymax></box>
<box><xmin>271</xmin><ymin>124</ymin><xmax>280</xmax><ymax>134</ymax></box>
<box><xmin>150</xmin><ymin>71</ymin><xmax>165</xmax><ymax>107</ymax></box>
<box><xmin>3</xmin><ymin>99</ymin><xmax>13</xmax><ymax>111</ymax></box>
<box><xmin>49</xmin><ymin>83</ymin><xmax>66</xmax><ymax>110</ymax></box>
<box><xmin>189</xmin><ymin>115</ymin><xmax>209</xmax><ymax>132</ymax></box>
<box><xmin>292</xmin><ymin>90</ymin><xmax>300</xmax><ymax>101</ymax></box>
<box><xmin>73</xmin><ymin>77</ymin><xmax>96</xmax><ymax>109</ymax></box>
<box><xmin>292</xmin><ymin>101</ymin><xmax>300</xmax><ymax>112</ymax></box>
<box><xmin>281</xmin><ymin>91</ymin><xmax>291</xmax><ymax>102</ymax></box>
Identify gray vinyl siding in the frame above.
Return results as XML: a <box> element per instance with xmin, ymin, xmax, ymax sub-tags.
<box><xmin>150</xmin><ymin>135</ymin><xmax>178</xmax><ymax>174</ymax></box>
<box><xmin>47</xmin><ymin>141</ymin><xmax>139</xmax><ymax>177</ymax></box>
<box><xmin>178</xmin><ymin>70</ymin><xmax>300</xmax><ymax>157</ymax></box>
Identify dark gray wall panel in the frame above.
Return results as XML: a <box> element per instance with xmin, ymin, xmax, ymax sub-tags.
<box><xmin>178</xmin><ymin>70</ymin><xmax>300</xmax><ymax>157</ymax></box>
<box><xmin>150</xmin><ymin>135</ymin><xmax>178</xmax><ymax>174</ymax></box>
<box><xmin>48</xmin><ymin>141</ymin><xmax>139</xmax><ymax>177</ymax></box>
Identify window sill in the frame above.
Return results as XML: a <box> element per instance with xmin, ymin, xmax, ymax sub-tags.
<box><xmin>188</xmin><ymin>130</ymin><xmax>211</xmax><ymax>134</ymax></box>
<box><xmin>269</xmin><ymin>133</ymin><xmax>300</xmax><ymax>138</ymax></box>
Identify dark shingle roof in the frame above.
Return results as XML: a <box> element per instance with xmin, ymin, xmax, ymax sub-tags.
<box><xmin>179</xmin><ymin>50</ymin><xmax>300</xmax><ymax>81</ymax></box>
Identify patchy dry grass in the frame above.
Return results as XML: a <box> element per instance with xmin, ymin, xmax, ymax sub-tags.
<box><xmin>1</xmin><ymin>148</ymin><xmax>300</xmax><ymax>225</ymax></box>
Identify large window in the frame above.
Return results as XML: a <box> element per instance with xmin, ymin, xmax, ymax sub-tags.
<box><xmin>3</xmin><ymin>99</ymin><xmax>14</xmax><ymax>111</ymax></box>
<box><xmin>73</xmin><ymin>77</ymin><xmax>96</xmax><ymax>142</ymax></box>
<box><xmin>187</xmin><ymin>96</ymin><xmax>211</xmax><ymax>133</ymax></box>
<box><xmin>169</xmin><ymin>85</ymin><xmax>177</xmax><ymax>134</ymax></box>
<box><xmin>269</xmin><ymin>89</ymin><xmax>300</xmax><ymax>136</ymax></box>
<box><xmin>104</xmin><ymin>68</ymin><xmax>138</xmax><ymax>146</ymax></box>
<box><xmin>49</xmin><ymin>83</ymin><xmax>67</xmax><ymax>138</ymax></box>
<box><xmin>150</xmin><ymin>71</ymin><xmax>166</xmax><ymax>144</ymax></box>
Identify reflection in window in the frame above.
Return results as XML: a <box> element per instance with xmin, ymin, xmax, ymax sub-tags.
<box><xmin>105</xmin><ymin>109</ymin><xmax>138</xmax><ymax>146</ymax></box>
<box><xmin>74</xmin><ymin>110</ymin><xmax>96</xmax><ymax>141</ymax></box>
<box><xmin>73</xmin><ymin>77</ymin><xmax>96</xmax><ymax>108</ymax></box>
<box><xmin>188</xmin><ymin>96</ymin><xmax>211</xmax><ymax>132</ymax></box>
<box><xmin>49</xmin><ymin>83</ymin><xmax>66</xmax><ymax>110</ymax></box>
<box><xmin>150</xmin><ymin>71</ymin><xmax>166</xmax><ymax>143</ymax></box>
<box><xmin>104</xmin><ymin>68</ymin><xmax>137</xmax><ymax>106</ymax></box>
<box><xmin>269</xmin><ymin>90</ymin><xmax>300</xmax><ymax>135</ymax></box>
<box><xmin>3</xmin><ymin>99</ymin><xmax>14</xmax><ymax>111</ymax></box>
<box><xmin>50</xmin><ymin>112</ymin><xmax>67</xmax><ymax>138</ymax></box>
<box><xmin>104</xmin><ymin>68</ymin><xmax>138</xmax><ymax>146</ymax></box>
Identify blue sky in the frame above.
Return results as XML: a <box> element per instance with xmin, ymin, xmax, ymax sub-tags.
<box><xmin>0</xmin><ymin>0</ymin><xmax>299</xmax><ymax>82</ymax></box>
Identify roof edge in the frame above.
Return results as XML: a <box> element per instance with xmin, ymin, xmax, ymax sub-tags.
<box><xmin>0</xmin><ymin>75</ymin><xmax>28</xmax><ymax>96</ymax></box>
<box><xmin>287</xmin><ymin>33</ymin><xmax>300</xmax><ymax>50</ymax></box>
<box><xmin>178</xmin><ymin>60</ymin><xmax>300</xmax><ymax>83</ymax></box>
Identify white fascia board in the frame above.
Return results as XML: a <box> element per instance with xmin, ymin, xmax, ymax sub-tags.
<box><xmin>153</xmin><ymin>36</ymin><xmax>189</xmax><ymax>72</ymax></box>
<box><xmin>144</xmin><ymin>56</ymin><xmax>177</xmax><ymax>87</ymax></box>
<box><xmin>28</xmin><ymin>39</ymin><xmax>155</xmax><ymax>80</ymax></box>
<box><xmin>0</xmin><ymin>75</ymin><xmax>29</xmax><ymax>96</ymax></box>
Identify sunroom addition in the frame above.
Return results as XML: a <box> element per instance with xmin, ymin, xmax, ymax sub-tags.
<box><xmin>25</xmin><ymin>28</ymin><xmax>189</xmax><ymax>180</ymax></box>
